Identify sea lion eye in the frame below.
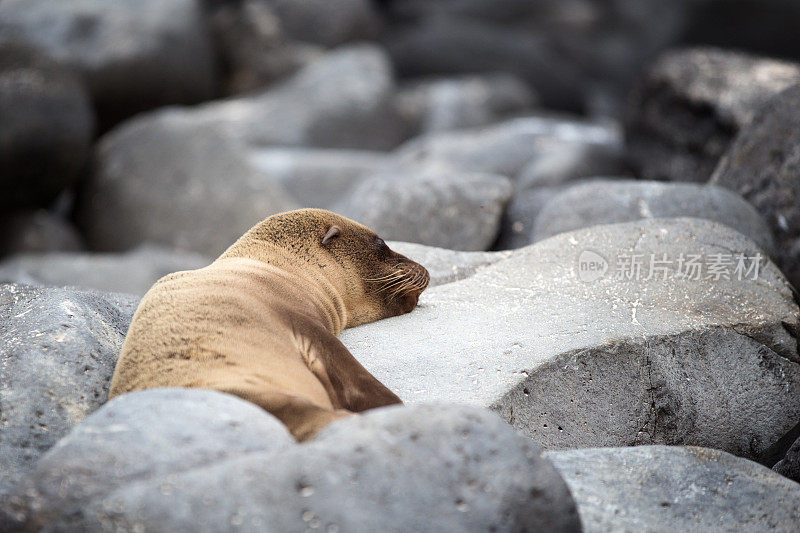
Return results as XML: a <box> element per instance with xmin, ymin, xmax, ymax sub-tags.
<box><xmin>322</xmin><ymin>226</ymin><xmax>340</xmax><ymax>245</ymax></box>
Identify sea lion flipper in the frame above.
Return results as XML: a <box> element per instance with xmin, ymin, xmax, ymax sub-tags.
<box><xmin>308</xmin><ymin>334</ymin><xmax>403</xmax><ymax>412</ymax></box>
<box><xmin>217</xmin><ymin>383</ymin><xmax>353</xmax><ymax>441</ymax></box>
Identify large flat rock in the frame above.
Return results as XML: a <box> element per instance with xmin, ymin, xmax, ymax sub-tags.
<box><xmin>3</xmin><ymin>390</ymin><xmax>581</xmax><ymax>532</ymax></box>
<box><xmin>548</xmin><ymin>445</ymin><xmax>800</xmax><ymax>532</ymax></box>
<box><xmin>341</xmin><ymin>217</ymin><xmax>800</xmax><ymax>460</ymax></box>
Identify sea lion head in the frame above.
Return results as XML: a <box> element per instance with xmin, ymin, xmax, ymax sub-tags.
<box><xmin>226</xmin><ymin>209</ymin><xmax>430</xmax><ymax>328</ymax></box>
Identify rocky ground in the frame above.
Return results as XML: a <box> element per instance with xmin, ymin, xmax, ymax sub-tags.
<box><xmin>2</xmin><ymin>1</ymin><xmax>800</xmax><ymax>531</ymax></box>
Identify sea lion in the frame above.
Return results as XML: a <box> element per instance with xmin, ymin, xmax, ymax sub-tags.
<box><xmin>109</xmin><ymin>209</ymin><xmax>429</xmax><ymax>440</ymax></box>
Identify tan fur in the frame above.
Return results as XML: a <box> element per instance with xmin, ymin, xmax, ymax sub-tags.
<box><xmin>109</xmin><ymin>209</ymin><xmax>429</xmax><ymax>441</ymax></box>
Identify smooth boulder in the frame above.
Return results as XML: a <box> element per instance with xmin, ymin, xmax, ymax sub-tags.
<box><xmin>0</xmin><ymin>284</ymin><xmax>138</xmax><ymax>500</ymax></box>
<box><xmin>0</xmin><ymin>0</ymin><xmax>215</xmax><ymax>128</ymax></box>
<box><xmin>341</xmin><ymin>218</ymin><xmax>800</xmax><ymax>460</ymax></box>
<box><xmin>4</xmin><ymin>390</ymin><xmax>581</xmax><ymax>532</ymax></box>
<box><xmin>396</xmin><ymin>73</ymin><xmax>536</xmax><ymax>134</ymax></box>
<box><xmin>192</xmin><ymin>44</ymin><xmax>407</xmax><ymax>151</ymax></box>
<box><xmin>337</xmin><ymin>170</ymin><xmax>513</xmax><ymax>251</ymax></box>
<box><xmin>532</xmin><ymin>180</ymin><xmax>774</xmax><ymax>251</ymax></box>
<box><xmin>549</xmin><ymin>446</ymin><xmax>800</xmax><ymax>532</ymax></box>
<box><xmin>0</xmin><ymin>43</ymin><xmax>94</xmax><ymax>209</ymax></box>
<box><xmin>0</xmin><ymin>246</ymin><xmax>210</xmax><ymax>296</ymax></box>
<box><xmin>626</xmin><ymin>48</ymin><xmax>800</xmax><ymax>183</ymax></box>
<box><xmin>494</xmin><ymin>185</ymin><xmax>571</xmax><ymax>250</ymax></box>
<box><xmin>248</xmin><ymin>148</ymin><xmax>388</xmax><ymax>208</ymax></box>
<box><xmin>77</xmin><ymin>109</ymin><xmax>297</xmax><ymax>256</ymax></box>
<box><xmin>711</xmin><ymin>85</ymin><xmax>800</xmax><ymax>289</ymax></box>
<box><xmin>390</xmin><ymin>116</ymin><xmax>623</xmax><ymax>183</ymax></box>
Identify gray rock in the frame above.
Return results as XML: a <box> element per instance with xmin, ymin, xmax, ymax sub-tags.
<box><xmin>773</xmin><ymin>432</ymin><xmax>800</xmax><ymax>484</ymax></box>
<box><xmin>514</xmin><ymin>141</ymin><xmax>626</xmax><ymax>191</ymax></box>
<box><xmin>710</xmin><ymin>85</ymin><xmax>800</xmax><ymax>290</ymax></box>
<box><xmin>5</xmin><ymin>391</ymin><xmax>581</xmax><ymax>532</ymax></box>
<box><xmin>495</xmin><ymin>177</ymin><xmax>631</xmax><ymax>251</ymax></box>
<box><xmin>548</xmin><ymin>445</ymin><xmax>800</xmax><ymax>532</ymax></box>
<box><xmin>0</xmin><ymin>42</ymin><xmax>94</xmax><ymax>209</ymax></box>
<box><xmin>387</xmin><ymin>241</ymin><xmax>511</xmax><ymax>287</ymax></box>
<box><xmin>0</xmin><ymin>246</ymin><xmax>210</xmax><ymax>296</ymax></box>
<box><xmin>76</xmin><ymin>109</ymin><xmax>297</xmax><ymax>256</ymax></box>
<box><xmin>0</xmin><ymin>210</ymin><xmax>84</xmax><ymax>256</ymax></box>
<box><xmin>626</xmin><ymin>48</ymin><xmax>800</xmax><ymax>183</ymax></box>
<box><xmin>0</xmin><ymin>0</ymin><xmax>215</xmax><ymax>128</ymax></box>
<box><xmin>390</xmin><ymin>115</ymin><xmax>623</xmax><ymax>182</ymax></box>
<box><xmin>192</xmin><ymin>44</ymin><xmax>407</xmax><ymax>151</ymax></box>
<box><xmin>0</xmin><ymin>284</ymin><xmax>138</xmax><ymax>501</ymax></box>
<box><xmin>263</xmin><ymin>0</ymin><xmax>381</xmax><ymax>47</ymax></box>
<box><xmin>533</xmin><ymin>180</ymin><xmax>774</xmax><ymax>252</ymax></box>
<box><xmin>385</xmin><ymin>16</ymin><xmax>586</xmax><ymax>111</ymax></box>
<box><xmin>248</xmin><ymin>148</ymin><xmax>388</xmax><ymax>208</ymax></box>
<box><xmin>384</xmin><ymin>1</ymin><xmax>685</xmax><ymax>113</ymax></box>
<box><xmin>337</xmin><ymin>170</ymin><xmax>513</xmax><ymax>251</ymax></box>
<box><xmin>494</xmin><ymin>185</ymin><xmax>566</xmax><ymax>250</ymax></box>
<box><xmin>341</xmin><ymin>218</ymin><xmax>800</xmax><ymax>460</ymax></box>
<box><xmin>396</xmin><ymin>73</ymin><xmax>536</xmax><ymax>134</ymax></box>
<box><xmin>207</xmin><ymin>0</ymin><xmax>323</xmax><ymax>95</ymax></box>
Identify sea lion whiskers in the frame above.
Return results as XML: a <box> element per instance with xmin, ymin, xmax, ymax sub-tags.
<box><xmin>364</xmin><ymin>270</ymin><xmax>404</xmax><ymax>282</ymax></box>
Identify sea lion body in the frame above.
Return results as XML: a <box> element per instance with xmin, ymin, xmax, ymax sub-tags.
<box><xmin>109</xmin><ymin>209</ymin><xmax>429</xmax><ymax>440</ymax></box>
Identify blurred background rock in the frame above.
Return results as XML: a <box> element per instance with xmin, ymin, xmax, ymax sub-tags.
<box><xmin>2</xmin><ymin>0</ymin><xmax>800</xmax><ymax>267</ymax></box>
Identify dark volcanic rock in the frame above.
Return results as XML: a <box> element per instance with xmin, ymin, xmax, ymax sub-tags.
<box><xmin>207</xmin><ymin>0</ymin><xmax>322</xmax><ymax>95</ymax></box>
<box><xmin>773</xmin><ymin>432</ymin><xmax>800</xmax><ymax>484</ymax></box>
<box><xmin>0</xmin><ymin>284</ymin><xmax>137</xmax><ymax>501</ymax></box>
<box><xmin>0</xmin><ymin>43</ymin><xmax>94</xmax><ymax>209</ymax></box>
<box><xmin>0</xmin><ymin>0</ymin><xmax>216</xmax><ymax>129</ymax></box>
<box><xmin>383</xmin><ymin>1</ymin><xmax>685</xmax><ymax>113</ymax></box>
<box><xmin>263</xmin><ymin>0</ymin><xmax>381</xmax><ymax>47</ymax></box>
<box><xmin>0</xmin><ymin>211</ymin><xmax>84</xmax><ymax>256</ymax></box>
<box><xmin>710</xmin><ymin>85</ymin><xmax>800</xmax><ymax>289</ymax></box>
<box><xmin>77</xmin><ymin>109</ymin><xmax>297</xmax><ymax>256</ymax></box>
<box><xmin>549</xmin><ymin>446</ymin><xmax>800</xmax><ymax>532</ymax></box>
<box><xmin>626</xmin><ymin>48</ymin><xmax>800</xmax><ymax>183</ymax></box>
<box><xmin>385</xmin><ymin>16</ymin><xmax>587</xmax><ymax>111</ymax></box>
<box><xmin>5</xmin><ymin>391</ymin><xmax>581</xmax><ymax>532</ymax></box>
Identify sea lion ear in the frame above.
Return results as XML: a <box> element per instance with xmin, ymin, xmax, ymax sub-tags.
<box><xmin>322</xmin><ymin>225</ymin><xmax>340</xmax><ymax>245</ymax></box>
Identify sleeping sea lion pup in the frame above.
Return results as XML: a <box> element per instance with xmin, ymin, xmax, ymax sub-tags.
<box><xmin>109</xmin><ymin>209</ymin><xmax>429</xmax><ymax>440</ymax></box>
